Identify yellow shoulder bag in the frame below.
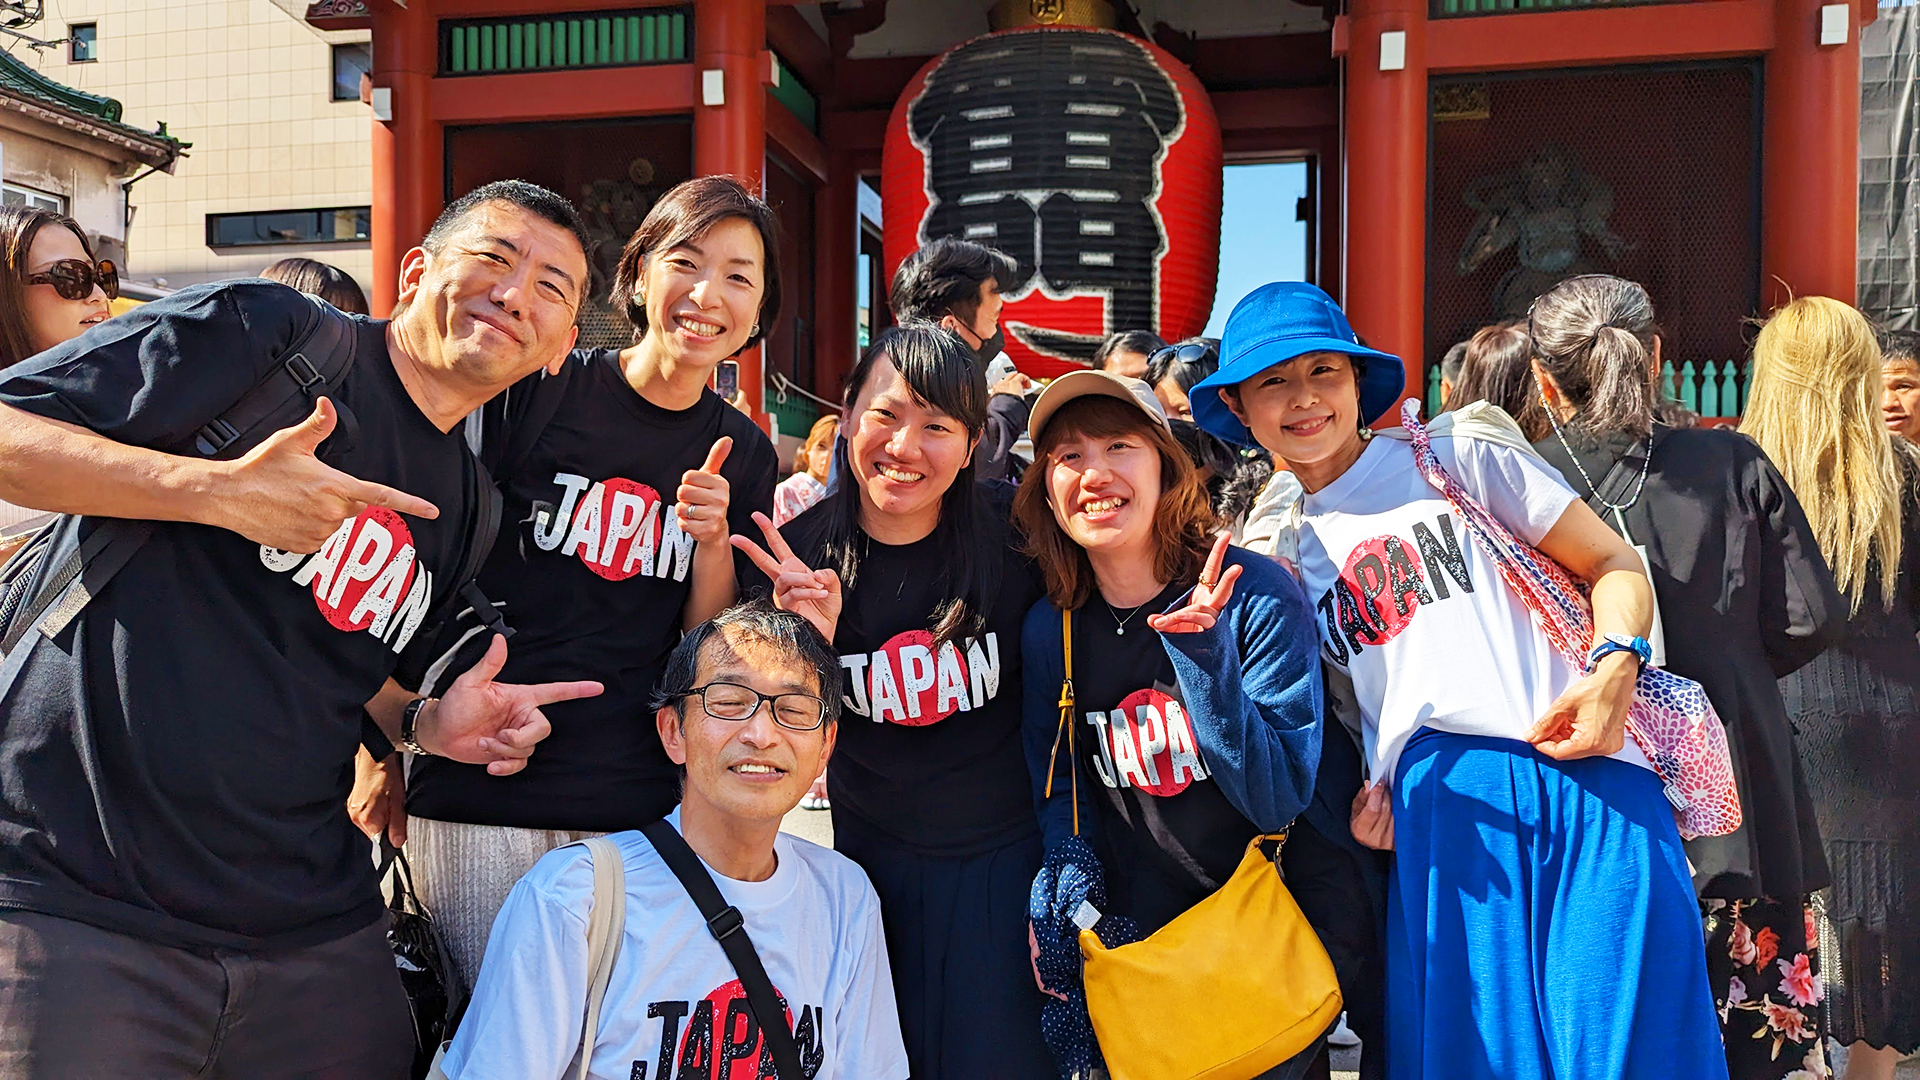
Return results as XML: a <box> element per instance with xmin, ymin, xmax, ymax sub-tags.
<box><xmin>1049</xmin><ymin>608</ymin><xmax>1343</xmax><ymax>1080</ymax></box>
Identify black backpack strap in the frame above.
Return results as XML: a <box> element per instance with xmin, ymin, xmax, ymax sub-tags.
<box><xmin>192</xmin><ymin>294</ymin><xmax>357</xmax><ymax>459</ymax></box>
<box><xmin>639</xmin><ymin>819</ymin><xmax>806</xmax><ymax>1080</ymax></box>
<box><xmin>0</xmin><ymin>519</ymin><xmax>151</xmax><ymax>655</ymax></box>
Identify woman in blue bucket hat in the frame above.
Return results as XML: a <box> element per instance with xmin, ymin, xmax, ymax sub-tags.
<box><xmin>1191</xmin><ymin>282</ymin><xmax>1726</xmax><ymax>1080</ymax></box>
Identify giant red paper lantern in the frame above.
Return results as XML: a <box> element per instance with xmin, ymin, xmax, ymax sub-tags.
<box><xmin>882</xmin><ymin>26</ymin><xmax>1223</xmax><ymax>379</ymax></box>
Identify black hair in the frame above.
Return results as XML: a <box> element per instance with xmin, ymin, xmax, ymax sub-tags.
<box><xmin>1144</xmin><ymin>336</ymin><xmax>1219</xmax><ymax>395</ymax></box>
<box><xmin>1439</xmin><ymin>340</ymin><xmax>1471</xmax><ymax>385</ymax></box>
<box><xmin>423</xmin><ymin>179</ymin><xmax>590</xmax><ymax>262</ymax></box>
<box><xmin>1881</xmin><ymin>328</ymin><xmax>1920</xmax><ymax>366</ymax></box>
<box><xmin>259</xmin><ymin>257</ymin><xmax>370</xmax><ymax>316</ymax></box>
<box><xmin>1093</xmin><ymin>329</ymin><xmax>1168</xmax><ymax>371</ymax></box>
<box><xmin>888</xmin><ymin>237</ymin><xmax>1017</xmax><ymax>325</ymax></box>
<box><xmin>652</xmin><ymin>599</ymin><xmax>844</xmax><ymax>726</ymax></box>
<box><xmin>611</xmin><ymin>175</ymin><xmax>783</xmax><ymax>355</ymax></box>
<box><xmin>1167</xmin><ymin>418</ymin><xmax>1275</xmax><ymax>524</ymax></box>
<box><xmin>819</xmin><ymin>322</ymin><xmax>1000</xmax><ymax>650</ymax></box>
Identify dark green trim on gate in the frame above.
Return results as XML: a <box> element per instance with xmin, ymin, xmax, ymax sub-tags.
<box><xmin>440</xmin><ymin>7</ymin><xmax>690</xmax><ymax>76</ymax></box>
<box><xmin>769</xmin><ymin>53</ymin><xmax>818</xmax><ymax>133</ymax></box>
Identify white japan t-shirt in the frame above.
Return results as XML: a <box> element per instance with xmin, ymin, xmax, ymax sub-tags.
<box><xmin>1295</xmin><ymin>434</ymin><xmax>1652</xmax><ymax>783</ymax></box>
<box><xmin>440</xmin><ymin>810</ymin><xmax>908</xmax><ymax>1080</ymax></box>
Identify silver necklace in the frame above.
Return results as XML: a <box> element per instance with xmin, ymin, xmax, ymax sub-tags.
<box><xmin>1538</xmin><ymin>388</ymin><xmax>1651</xmax><ymax>513</ymax></box>
<box><xmin>1105</xmin><ymin>600</ymin><xmax>1150</xmax><ymax>636</ymax></box>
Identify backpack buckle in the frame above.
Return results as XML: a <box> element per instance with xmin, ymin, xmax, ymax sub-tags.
<box><xmin>284</xmin><ymin>353</ymin><xmax>324</xmax><ymax>392</ymax></box>
<box><xmin>193</xmin><ymin>418</ymin><xmax>242</xmax><ymax>457</ymax></box>
<box><xmin>706</xmin><ymin>905</ymin><xmax>744</xmax><ymax>941</ymax></box>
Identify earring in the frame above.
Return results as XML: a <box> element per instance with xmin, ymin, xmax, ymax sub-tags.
<box><xmin>750</xmin><ymin>323</ymin><xmax>760</xmax><ymax>336</ymax></box>
<box><xmin>1358</xmin><ymin>425</ymin><xmax>1374</xmax><ymax>442</ymax></box>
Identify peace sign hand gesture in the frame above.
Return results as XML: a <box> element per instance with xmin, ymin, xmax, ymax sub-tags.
<box><xmin>1147</xmin><ymin>533</ymin><xmax>1243</xmax><ymax>635</ymax></box>
<box><xmin>731</xmin><ymin>511</ymin><xmax>842</xmax><ymax>641</ymax></box>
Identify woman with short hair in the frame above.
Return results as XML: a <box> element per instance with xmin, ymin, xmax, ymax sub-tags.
<box><xmin>775</xmin><ymin>414</ymin><xmax>838</xmax><ymax>526</ymax></box>
<box><xmin>1529</xmin><ymin>274</ymin><xmax>1844</xmax><ymax>1080</ymax></box>
<box><xmin>1743</xmin><ymin>297</ymin><xmax>1920</xmax><ymax>1080</ymax></box>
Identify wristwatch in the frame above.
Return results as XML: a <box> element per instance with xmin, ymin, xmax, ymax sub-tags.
<box><xmin>400</xmin><ymin>697</ymin><xmax>437</xmax><ymax>757</ymax></box>
<box><xmin>1587</xmin><ymin>633</ymin><xmax>1652</xmax><ymax>673</ymax></box>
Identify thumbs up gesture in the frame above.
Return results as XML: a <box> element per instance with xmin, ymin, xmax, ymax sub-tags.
<box><xmin>675</xmin><ymin>436</ymin><xmax>733</xmax><ymax>546</ymax></box>
<box><xmin>218</xmin><ymin>398</ymin><xmax>439</xmax><ymax>553</ymax></box>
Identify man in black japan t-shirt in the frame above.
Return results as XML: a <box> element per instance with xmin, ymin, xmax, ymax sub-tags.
<box><xmin>0</xmin><ymin>186</ymin><xmax>595</xmax><ymax>1076</ymax></box>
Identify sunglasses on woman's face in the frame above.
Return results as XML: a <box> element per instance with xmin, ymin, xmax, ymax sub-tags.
<box><xmin>27</xmin><ymin>259</ymin><xmax>119</xmax><ymax>302</ymax></box>
<box><xmin>1147</xmin><ymin>342</ymin><xmax>1213</xmax><ymax>368</ymax></box>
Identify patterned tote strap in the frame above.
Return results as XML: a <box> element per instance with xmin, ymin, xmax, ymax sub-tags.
<box><xmin>1399</xmin><ymin>400</ymin><xmax>1593</xmax><ymax>668</ymax></box>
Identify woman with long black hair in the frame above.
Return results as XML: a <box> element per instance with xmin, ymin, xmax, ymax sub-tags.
<box><xmin>735</xmin><ymin>322</ymin><xmax>1052</xmax><ymax>1078</ymax></box>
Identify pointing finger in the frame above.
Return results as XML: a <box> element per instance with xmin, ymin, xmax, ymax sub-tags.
<box><xmin>753</xmin><ymin>511</ymin><xmax>803</xmax><ymax>566</ymax></box>
<box><xmin>699</xmin><ymin>436</ymin><xmax>732</xmax><ymax>475</ymax></box>
<box><xmin>1201</xmin><ymin>532</ymin><xmax>1230</xmax><ymax>585</ymax></box>
<box><xmin>350</xmin><ymin>477</ymin><xmax>441</xmax><ymax>521</ymax></box>
<box><xmin>524</xmin><ymin>679</ymin><xmax>605</xmax><ymax>708</ymax></box>
<box><xmin>1206</xmin><ymin>564</ymin><xmax>1243</xmax><ymax>609</ymax></box>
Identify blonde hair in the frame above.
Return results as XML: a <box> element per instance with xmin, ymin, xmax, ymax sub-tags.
<box><xmin>1740</xmin><ymin>297</ymin><xmax>1906</xmax><ymax>612</ymax></box>
<box><xmin>793</xmin><ymin>414</ymin><xmax>838</xmax><ymax>481</ymax></box>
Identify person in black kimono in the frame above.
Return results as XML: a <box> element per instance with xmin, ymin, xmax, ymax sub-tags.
<box><xmin>1742</xmin><ymin>297</ymin><xmax>1920</xmax><ymax>1080</ymax></box>
<box><xmin>1526</xmin><ymin>274</ymin><xmax>1845</xmax><ymax>1080</ymax></box>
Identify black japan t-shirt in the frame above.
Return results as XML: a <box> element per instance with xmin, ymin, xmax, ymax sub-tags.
<box><xmin>0</xmin><ymin>280</ymin><xmax>479</xmax><ymax>951</ymax></box>
<box><xmin>774</xmin><ymin>485</ymin><xmax>1042</xmax><ymax>856</ymax></box>
<box><xmin>1067</xmin><ymin>580</ymin><xmax>1262</xmax><ymax>934</ymax></box>
<box><xmin>406</xmin><ymin>349</ymin><xmax>777</xmax><ymax>832</ymax></box>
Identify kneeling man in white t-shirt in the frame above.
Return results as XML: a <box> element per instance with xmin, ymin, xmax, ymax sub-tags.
<box><xmin>438</xmin><ymin>601</ymin><xmax>909</xmax><ymax>1080</ymax></box>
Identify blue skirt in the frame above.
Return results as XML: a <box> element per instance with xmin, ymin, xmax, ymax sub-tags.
<box><xmin>1386</xmin><ymin>730</ymin><xmax>1728</xmax><ymax>1080</ymax></box>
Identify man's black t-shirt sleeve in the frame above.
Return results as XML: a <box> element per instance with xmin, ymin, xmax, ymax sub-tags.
<box><xmin>0</xmin><ymin>280</ymin><xmax>315</xmax><ymax>451</ymax></box>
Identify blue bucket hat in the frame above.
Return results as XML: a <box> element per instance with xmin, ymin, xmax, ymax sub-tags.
<box><xmin>1190</xmin><ymin>281</ymin><xmax>1406</xmax><ymax>447</ymax></box>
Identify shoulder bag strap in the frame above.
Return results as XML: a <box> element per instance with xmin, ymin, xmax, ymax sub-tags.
<box><xmin>1042</xmin><ymin>608</ymin><xmax>1080</xmax><ymax>836</ymax></box>
<box><xmin>639</xmin><ymin>819</ymin><xmax>806</xmax><ymax>1080</ymax></box>
<box><xmin>570</xmin><ymin>835</ymin><xmax>627</xmax><ymax>1080</ymax></box>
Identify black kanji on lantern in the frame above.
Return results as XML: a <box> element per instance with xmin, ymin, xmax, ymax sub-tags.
<box><xmin>907</xmin><ymin>30</ymin><xmax>1183</xmax><ymax>362</ymax></box>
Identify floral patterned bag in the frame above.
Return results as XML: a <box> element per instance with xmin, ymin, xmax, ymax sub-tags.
<box><xmin>1401</xmin><ymin>400</ymin><xmax>1742</xmax><ymax>839</ymax></box>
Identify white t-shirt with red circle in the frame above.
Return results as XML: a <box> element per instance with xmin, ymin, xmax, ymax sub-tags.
<box><xmin>1294</xmin><ymin>434</ymin><xmax>1652</xmax><ymax>783</ymax></box>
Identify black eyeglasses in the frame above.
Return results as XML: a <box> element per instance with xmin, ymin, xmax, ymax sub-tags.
<box><xmin>1148</xmin><ymin>342</ymin><xmax>1214</xmax><ymax>367</ymax></box>
<box><xmin>673</xmin><ymin>681</ymin><xmax>828</xmax><ymax>732</ymax></box>
<box><xmin>27</xmin><ymin>258</ymin><xmax>118</xmax><ymax>302</ymax></box>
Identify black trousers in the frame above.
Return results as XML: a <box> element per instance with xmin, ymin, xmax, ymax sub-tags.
<box><xmin>0</xmin><ymin>910</ymin><xmax>412</xmax><ymax>1079</ymax></box>
<box><xmin>1283</xmin><ymin>818</ymin><xmax>1388</xmax><ymax>1080</ymax></box>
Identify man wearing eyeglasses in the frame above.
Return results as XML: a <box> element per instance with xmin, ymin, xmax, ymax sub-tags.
<box><xmin>440</xmin><ymin>600</ymin><xmax>909</xmax><ymax>1080</ymax></box>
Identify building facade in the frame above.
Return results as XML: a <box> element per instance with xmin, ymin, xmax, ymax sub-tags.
<box><xmin>325</xmin><ymin>0</ymin><xmax>1865</xmax><ymax>434</ymax></box>
<box><xmin>21</xmin><ymin>0</ymin><xmax>374</xmax><ymax>293</ymax></box>
<box><xmin>0</xmin><ymin>49</ymin><xmax>183</xmax><ymax>274</ymax></box>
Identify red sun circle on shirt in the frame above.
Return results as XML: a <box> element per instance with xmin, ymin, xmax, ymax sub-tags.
<box><xmin>312</xmin><ymin>507</ymin><xmax>417</xmax><ymax>632</ymax></box>
<box><xmin>1112</xmin><ymin>688</ymin><xmax>1206</xmax><ymax>797</ymax></box>
<box><xmin>1339</xmin><ymin>535</ymin><xmax>1426</xmax><ymax>643</ymax></box>
<box><xmin>870</xmin><ymin>628</ymin><xmax>964</xmax><ymax>726</ymax></box>
<box><xmin>677</xmin><ymin>977</ymin><xmax>795</xmax><ymax>1080</ymax></box>
<box><xmin>575</xmin><ymin>476</ymin><xmax>666</xmax><ymax>582</ymax></box>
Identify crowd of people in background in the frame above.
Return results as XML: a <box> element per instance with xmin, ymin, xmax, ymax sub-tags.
<box><xmin>0</xmin><ymin>176</ymin><xmax>1915</xmax><ymax>1080</ymax></box>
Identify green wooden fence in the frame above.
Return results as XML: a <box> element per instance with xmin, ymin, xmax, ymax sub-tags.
<box><xmin>1424</xmin><ymin>358</ymin><xmax>1748</xmax><ymax>418</ymax></box>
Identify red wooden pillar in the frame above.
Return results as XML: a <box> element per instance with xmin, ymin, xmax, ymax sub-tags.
<box><xmin>371</xmin><ymin>0</ymin><xmax>443</xmax><ymax>316</ymax></box>
<box><xmin>1761</xmin><ymin>0</ymin><xmax>1862</xmax><ymax>309</ymax></box>
<box><xmin>695</xmin><ymin>0</ymin><xmax>770</xmax><ymax>429</ymax></box>
<box><xmin>815</xmin><ymin>150</ymin><xmax>859</xmax><ymax>400</ymax></box>
<box><xmin>1343</xmin><ymin>0</ymin><xmax>1428</xmax><ymax>421</ymax></box>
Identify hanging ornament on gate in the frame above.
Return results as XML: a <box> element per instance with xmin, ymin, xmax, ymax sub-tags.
<box><xmin>881</xmin><ymin>18</ymin><xmax>1223</xmax><ymax>379</ymax></box>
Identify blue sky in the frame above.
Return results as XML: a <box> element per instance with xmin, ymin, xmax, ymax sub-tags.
<box><xmin>1204</xmin><ymin>161</ymin><xmax>1311</xmax><ymax>338</ymax></box>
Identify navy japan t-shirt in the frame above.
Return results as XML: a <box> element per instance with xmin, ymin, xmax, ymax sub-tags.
<box><xmin>769</xmin><ymin>484</ymin><xmax>1042</xmax><ymax>857</ymax></box>
<box><xmin>1065</xmin><ymin>580</ymin><xmax>1265</xmax><ymax>934</ymax></box>
<box><xmin>0</xmin><ymin>280</ymin><xmax>481</xmax><ymax>951</ymax></box>
<box><xmin>404</xmin><ymin>348</ymin><xmax>778</xmax><ymax>833</ymax></box>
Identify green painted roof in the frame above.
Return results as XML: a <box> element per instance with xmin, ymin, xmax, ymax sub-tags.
<box><xmin>0</xmin><ymin>48</ymin><xmax>186</xmax><ymax>155</ymax></box>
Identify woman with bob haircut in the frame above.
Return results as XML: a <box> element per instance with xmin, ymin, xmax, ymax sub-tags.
<box><xmin>1012</xmin><ymin>369</ymin><xmax>1327</xmax><ymax>1077</ymax></box>
<box><xmin>354</xmin><ymin>175</ymin><xmax>784</xmax><ymax>987</ymax></box>
<box><xmin>775</xmin><ymin>412</ymin><xmax>837</xmax><ymax>526</ymax></box>
<box><xmin>735</xmin><ymin>322</ymin><xmax>1053</xmax><ymax>1078</ymax></box>
<box><xmin>258</xmin><ymin>257</ymin><xmax>370</xmax><ymax>316</ymax></box>
<box><xmin>1742</xmin><ymin>297</ymin><xmax>1920</xmax><ymax>1080</ymax></box>
<box><xmin>1187</xmin><ymin>281</ymin><xmax>1726</xmax><ymax>1080</ymax></box>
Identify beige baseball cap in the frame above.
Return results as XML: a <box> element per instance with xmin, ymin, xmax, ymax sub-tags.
<box><xmin>1027</xmin><ymin>369</ymin><xmax>1171</xmax><ymax>444</ymax></box>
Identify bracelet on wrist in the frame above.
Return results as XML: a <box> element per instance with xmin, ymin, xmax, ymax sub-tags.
<box><xmin>400</xmin><ymin>697</ymin><xmax>437</xmax><ymax>757</ymax></box>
